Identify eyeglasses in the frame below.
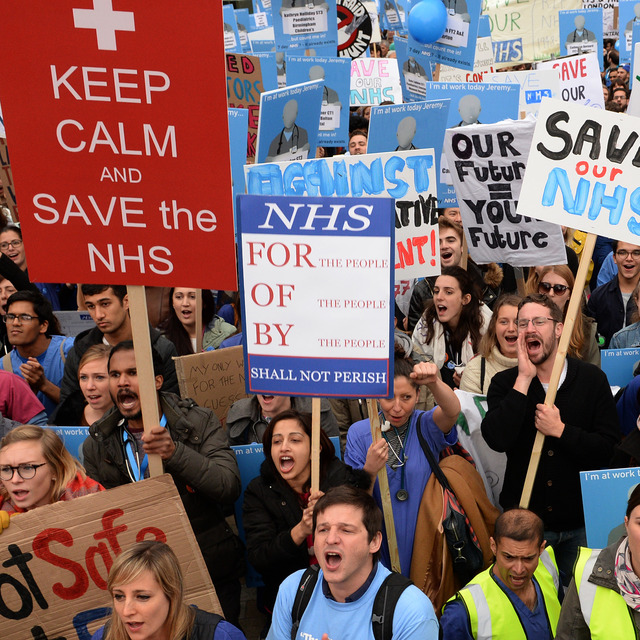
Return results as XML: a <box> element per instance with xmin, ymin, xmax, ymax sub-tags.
<box><xmin>516</xmin><ymin>317</ymin><xmax>556</xmax><ymax>329</ymax></box>
<box><xmin>3</xmin><ymin>313</ymin><xmax>40</xmax><ymax>324</ymax></box>
<box><xmin>539</xmin><ymin>282</ymin><xmax>570</xmax><ymax>295</ymax></box>
<box><xmin>0</xmin><ymin>239</ymin><xmax>22</xmax><ymax>251</ymax></box>
<box><xmin>616</xmin><ymin>249</ymin><xmax>640</xmax><ymax>259</ymax></box>
<box><xmin>0</xmin><ymin>463</ymin><xmax>47</xmax><ymax>481</ymax></box>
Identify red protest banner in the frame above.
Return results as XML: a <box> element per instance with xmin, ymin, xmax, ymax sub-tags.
<box><xmin>0</xmin><ymin>0</ymin><xmax>236</xmax><ymax>290</ymax></box>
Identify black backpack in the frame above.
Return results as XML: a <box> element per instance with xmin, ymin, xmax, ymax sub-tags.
<box><xmin>290</xmin><ymin>564</ymin><xmax>412</xmax><ymax>640</ymax></box>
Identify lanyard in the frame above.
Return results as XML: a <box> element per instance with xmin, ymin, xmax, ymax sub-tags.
<box><xmin>123</xmin><ymin>414</ymin><xmax>167</xmax><ymax>482</ymax></box>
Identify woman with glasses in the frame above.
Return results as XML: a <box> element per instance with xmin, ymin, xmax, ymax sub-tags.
<box><xmin>460</xmin><ymin>294</ymin><xmax>521</xmax><ymax>395</ymax></box>
<box><xmin>531</xmin><ymin>265</ymin><xmax>600</xmax><ymax>366</ymax></box>
<box><xmin>0</xmin><ymin>425</ymin><xmax>103</xmax><ymax>528</ymax></box>
<box><xmin>0</xmin><ymin>225</ymin><xmax>75</xmax><ymax>311</ymax></box>
<box><xmin>412</xmin><ymin>266</ymin><xmax>491</xmax><ymax>389</ymax></box>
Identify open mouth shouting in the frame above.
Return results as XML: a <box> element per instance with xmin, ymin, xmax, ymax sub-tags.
<box><xmin>323</xmin><ymin>550</ymin><xmax>343</xmax><ymax>571</ymax></box>
<box><xmin>279</xmin><ymin>455</ymin><xmax>295</xmax><ymax>474</ymax></box>
<box><xmin>116</xmin><ymin>389</ymin><xmax>139</xmax><ymax>414</ymax></box>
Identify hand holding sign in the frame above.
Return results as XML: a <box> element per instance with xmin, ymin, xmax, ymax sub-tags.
<box><xmin>142</xmin><ymin>426</ymin><xmax>176</xmax><ymax>460</ymax></box>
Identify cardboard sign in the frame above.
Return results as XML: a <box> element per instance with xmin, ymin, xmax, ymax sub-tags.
<box><xmin>0</xmin><ymin>1</ymin><xmax>236</xmax><ymax>289</ymax></box>
<box><xmin>619</xmin><ymin>0</ymin><xmax>637</xmax><ymax>63</ymax></box>
<box><xmin>580</xmin><ymin>466</ymin><xmax>640</xmax><ymax>548</ymax></box>
<box><xmin>286</xmin><ymin>56</ymin><xmax>351</xmax><ymax>147</ymax></box>
<box><xmin>229</xmin><ymin>108</ymin><xmax>250</xmax><ymax>222</ymax></box>
<box><xmin>444</xmin><ymin>119</ymin><xmax>567</xmax><ymax>266</ymax></box>
<box><xmin>537</xmin><ymin>52</ymin><xmax>605</xmax><ymax>108</ymax></box>
<box><xmin>226</xmin><ymin>53</ymin><xmax>265</xmax><ymax>164</ymax></box>
<box><xmin>559</xmin><ymin>8</ymin><xmax>603</xmax><ymax>65</ymax></box>
<box><xmin>585</xmin><ymin>0</ymin><xmax>618</xmax><ymax>38</ymax></box>
<box><xmin>1</xmin><ymin>474</ymin><xmax>220</xmax><ymax>640</ymax></box>
<box><xmin>244</xmin><ymin>149</ymin><xmax>440</xmax><ymax>279</ymax></box>
<box><xmin>236</xmin><ymin>194</ymin><xmax>394</xmax><ymax>397</ymax></box>
<box><xmin>54</xmin><ymin>310</ymin><xmax>96</xmax><ymax>337</ymax></box>
<box><xmin>601</xmin><ymin>347</ymin><xmax>640</xmax><ymax>387</ymax></box>
<box><xmin>483</xmin><ymin>69</ymin><xmax>560</xmax><ymax>116</ymax></box>
<box><xmin>255</xmin><ymin>81</ymin><xmax>323</xmax><ymax>164</ymax></box>
<box><xmin>367</xmin><ymin>100</ymin><xmax>450</xmax><ymax>201</ymax></box>
<box><xmin>484</xmin><ymin>0</ymin><xmax>582</xmax><ymax>64</ymax></box>
<box><xmin>406</xmin><ymin>0</ymin><xmax>482</xmax><ymax>71</ymax></box>
<box><xmin>50</xmin><ymin>425</ymin><xmax>90</xmax><ymax>464</ymax></box>
<box><xmin>337</xmin><ymin>0</ymin><xmax>374</xmax><ymax>59</ymax></box>
<box><xmin>438</xmin><ymin>35</ymin><xmax>495</xmax><ymax>84</ymax></box>
<box><xmin>518</xmin><ymin>98</ymin><xmax>640</xmax><ymax>243</ymax></box>
<box><xmin>174</xmin><ymin>345</ymin><xmax>248</xmax><ymax>425</ymax></box>
<box><xmin>223</xmin><ymin>3</ymin><xmax>242</xmax><ymax>53</ymax></box>
<box><xmin>425</xmin><ymin>81</ymin><xmax>521</xmax><ymax>206</ymax></box>
<box><xmin>350</xmin><ymin>58</ymin><xmax>403</xmax><ymax>106</ymax></box>
<box><xmin>272</xmin><ymin>0</ymin><xmax>338</xmax><ymax>51</ymax></box>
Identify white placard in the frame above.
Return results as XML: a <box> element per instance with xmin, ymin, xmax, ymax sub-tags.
<box><xmin>518</xmin><ymin>98</ymin><xmax>640</xmax><ymax>243</ymax></box>
<box><xmin>444</xmin><ymin>118</ymin><xmax>567</xmax><ymax>266</ymax></box>
<box><xmin>282</xmin><ymin>7</ymin><xmax>328</xmax><ymax>35</ymax></box>
<box><xmin>537</xmin><ymin>52</ymin><xmax>604</xmax><ymax>109</ymax></box>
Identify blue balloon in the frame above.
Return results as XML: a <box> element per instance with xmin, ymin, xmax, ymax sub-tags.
<box><xmin>615</xmin><ymin>39</ymin><xmax>620</xmax><ymax>50</ymax></box>
<box><xmin>408</xmin><ymin>0</ymin><xmax>448</xmax><ymax>44</ymax></box>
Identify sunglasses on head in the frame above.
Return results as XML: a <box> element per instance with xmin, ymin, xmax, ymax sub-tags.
<box><xmin>538</xmin><ymin>282</ymin><xmax>570</xmax><ymax>295</ymax></box>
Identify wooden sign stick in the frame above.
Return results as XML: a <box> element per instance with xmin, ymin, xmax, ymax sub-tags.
<box><xmin>311</xmin><ymin>397</ymin><xmax>321</xmax><ymax>494</ymax></box>
<box><xmin>367</xmin><ymin>398</ymin><xmax>401</xmax><ymax>573</ymax></box>
<box><xmin>519</xmin><ymin>232</ymin><xmax>596</xmax><ymax>508</ymax></box>
<box><xmin>127</xmin><ymin>285</ymin><xmax>163</xmax><ymax>478</ymax></box>
<box><xmin>195</xmin><ymin>289</ymin><xmax>203</xmax><ymax>353</ymax></box>
<box><xmin>513</xmin><ymin>266</ymin><xmax>526</xmax><ymax>297</ymax></box>
<box><xmin>460</xmin><ymin>233</ymin><xmax>469</xmax><ymax>270</ymax></box>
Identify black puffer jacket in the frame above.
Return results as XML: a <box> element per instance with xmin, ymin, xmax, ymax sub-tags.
<box><xmin>243</xmin><ymin>457</ymin><xmax>370</xmax><ymax>609</ymax></box>
<box><xmin>83</xmin><ymin>392</ymin><xmax>244</xmax><ymax>584</ymax></box>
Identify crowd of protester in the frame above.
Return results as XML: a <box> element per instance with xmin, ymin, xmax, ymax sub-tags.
<box><xmin>3</xmin><ymin>24</ymin><xmax>640</xmax><ymax>640</ymax></box>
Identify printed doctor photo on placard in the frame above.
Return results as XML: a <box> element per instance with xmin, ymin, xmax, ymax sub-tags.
<box><xmin>403</xmin><ymin>55</ymin><xmax>428</xmax><ymax>78</ymax></box>
<box><xmin>442</xmin><ymin>0</ymin><xmax>471</xmax><ymax>22</ymax></box>
<box><xmin>566</xmin><ymin>14</ymin><xmax>597</xmax><ymax>43</ymax></box>
<box><xmin>265</xmin><ymin>98</ymin><xmax>310</xmax><ymax>162</ymax></box>
<box><xmin>453</xmin><ymin>94</ymin><xmax>482</xmax><ymax>126</ymax></box>
<box><xmin>395</xmin><ymin>116</ymin><xmax>417</xmax><ymax>150</ymax></box>
<box><xmin>309</xmin><ymin>65</ymin><xmax>341</xmax><ymax>106</ymax></box>
<box><xmin>625</xmin><ymin>3</ymin><xmax>640</xmax><ymax>32</ymax></box>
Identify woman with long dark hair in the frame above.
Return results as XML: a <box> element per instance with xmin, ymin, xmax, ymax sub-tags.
<box><xmin>161</xmin><ymin>288</ymin><xmax>236</xmax><ymax>356</ymax></box>
<box><xmin>243</xmin><ymin>409</ymin><xmax>370</xmax><ymax>623</ymax></box>
<box><xmin>412</xmin><ymin>266</ymin><xmax>491</xmax><ymax>388</ymax></box>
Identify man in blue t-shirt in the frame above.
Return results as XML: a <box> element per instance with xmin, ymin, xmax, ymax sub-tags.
<box><xmin>267</xmin><ymin>486</ymin><xmax>439</xmax><ymax>640</ymax></box>
<box><xmin>0</xmin><ymin>290</ymin><xmax>73</xmax><ymax>418</ymax></box>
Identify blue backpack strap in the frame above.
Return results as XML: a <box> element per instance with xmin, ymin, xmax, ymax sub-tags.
<box><xmin>291</xmin><ymin>565</ymin><xmax>321</xmax><ymax>640</ymax></box>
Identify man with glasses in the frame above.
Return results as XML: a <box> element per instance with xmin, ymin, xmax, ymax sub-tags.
<box><xmin>588</xmin><ymin>241</ymin><xmax>640</xmax><ymax>347</ymax></box>
<box><xmin>0</xmin><ymin>290</ymin><xmax>74</xmax><ymax>418</ymax></box>
<box><xmin>481</xmin><ymin>294</ymin><xmax>619</xmax><ymax>585</ymax></box>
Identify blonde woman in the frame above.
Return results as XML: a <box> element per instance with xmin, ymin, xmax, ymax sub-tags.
<box><xmin>91</xmin><ymin>540</ymin><xmax>246</xmax><ymax>640</ymax></box>
<box><xmin>0</xmin><ymin>425</ymin><xmax>103</xmax><ymax>518</ymax></box>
